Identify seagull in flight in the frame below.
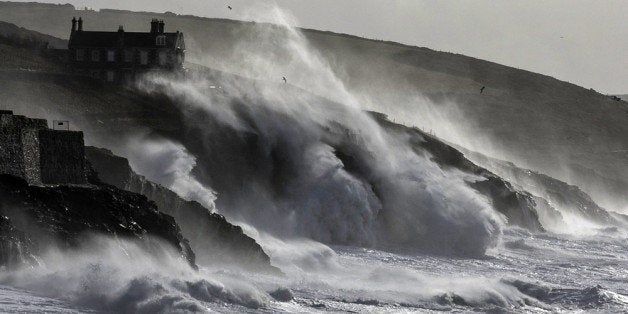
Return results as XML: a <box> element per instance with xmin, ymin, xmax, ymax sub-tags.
<box><xmin>227</xmin><ymin>5</ymin><xmax>232</xmax><ymax>10</ymax></box>
<box><xmin>282</xmin><ymin>77</ymin><xmax>287</xmax><ymax>83</ymax></box>
<box><xmin>480</xmin><ymin>86</ymin><xmax>485</xmax><ymax>94</ymax></box>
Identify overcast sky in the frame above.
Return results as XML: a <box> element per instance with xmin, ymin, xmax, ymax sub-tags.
<box><xmin>16</xmin><ymin>0</ymin><xmax>628</xmax><ymax>93</ymax></box>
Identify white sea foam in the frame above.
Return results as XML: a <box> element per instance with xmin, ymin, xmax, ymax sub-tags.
<box><xmin>0</xmin><ymin>235</ymin><xmax>271</xmax><ymax>313</ymax></box>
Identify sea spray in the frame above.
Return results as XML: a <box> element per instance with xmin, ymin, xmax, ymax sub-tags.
<box><xmin>0</xmin><ymin>235</ymin><xmax>271</xmax><ymax>312</ymax></box>
<box><xmin>124</xmin><ymin>137</ymin><xmax>217</xmax><ymax>211</ymax></box>
<box><xmin>136</xmin><ymin>4</ymin><xmax>502</xmax><ymax>256</ymax></box>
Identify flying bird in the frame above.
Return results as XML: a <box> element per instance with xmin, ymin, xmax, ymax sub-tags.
<box><xmin>480</xmin><ymin>86</ymin><xmax>485</xmax><ymax>94</ymax></box>
<box><xmin>227</xmin><ymin>5</ymin><xmax>232</xmax><ymax>10</ymax></box>
<box><xmin>282</xmin><ymin>77</ymin><xmax>287</xmax><ymax>83</ymax></box>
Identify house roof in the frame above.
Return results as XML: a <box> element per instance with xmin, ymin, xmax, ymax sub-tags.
<box><xmin>69</xmin><ymin>31</ymin><xmax>183</xmax><ymax>49</ymax></box>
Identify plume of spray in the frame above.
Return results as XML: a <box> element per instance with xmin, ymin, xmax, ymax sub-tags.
<box><xmin>137</xmin><ymin>3</ymin><xmax>503</xmax><ymax>257</ymax></box>
<box><xmin>124</xmin><ymin>136</ymin><xmax>217</xmax><ymax>211</ymax></box>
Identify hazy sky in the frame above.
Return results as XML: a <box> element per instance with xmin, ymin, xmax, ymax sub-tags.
<box><xmin>15</xmin><ymin>0</ymin><xmax>628</xmax><ymax>93</ymax></box>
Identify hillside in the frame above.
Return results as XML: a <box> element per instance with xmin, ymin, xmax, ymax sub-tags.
<box><xmin>0</xmin><ymin>19</ymin><xmax>66</xmax><ymax>49</ymax></box>
<box><xmin>0</xmin><ymin>2</ymin><xmax>626</xmax><ymax>212</ymax></box>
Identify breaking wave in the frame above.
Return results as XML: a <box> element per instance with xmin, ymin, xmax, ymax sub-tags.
<box><xmin>0</xmin><ymin>236</ymin><xmax>273</xmax><ymax>313</ymax></box>
<box><xmin>135</xmin><ymin>4</ymin><xmax>503</xmax><ymax>256</ymax></box>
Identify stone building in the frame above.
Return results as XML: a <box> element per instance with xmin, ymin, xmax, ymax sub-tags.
<box><xmin>67</xmin><ymin>17</ymin><xmax>185</xmax><ymax>83</ymax></box>
<box><xmin>0</xmin><ymin>110</ymin><xmax>87</xmax><ymax>185</ymax></box>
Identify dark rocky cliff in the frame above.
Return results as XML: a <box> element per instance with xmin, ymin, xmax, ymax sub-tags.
<box><xmin>84</xmin><ymin>147</ymin><xmax>279</xmax><ymax>273</ymax></box>
<box><xmin>0</xmin><ymin>215</ymin><xmax>37</xmax><ymax>268</ymax></box>
<box><xmin>461</xmin><ymin>150</ymin><xmax>628</xmax><ymax>228</ymax></box>
<box><xmin>0</xmin><ymin>174</ymin><xmax>195</xmax><ymax>268</ymax></box>
<box><xmin>370</xmin><ymin>112</ymin><xmax>546</xmax><ymax>232</ymax></box>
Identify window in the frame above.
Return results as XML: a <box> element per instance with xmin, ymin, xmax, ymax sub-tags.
<box><xmin>124</xmin><ymin>50</ymin><xmax>133</xmax><ymax>62</ymax></box>
<box><xmin>156</xmin><ymin>35</ymin><xmax>166</xmax><ymax>46</ymax></box>
<box><xmin>75</xmin><ymin>49</ymin><xmax>85</xmax><ymax>61</ymax></box>
<box><xmin>158</xmin><ymin>51</ymin><xmax>167</xmax><ymax>66</ymax></box>
<box><xmin>91</xmin><ymin>50</ymin><xmax>100</xmax><ymax>62</ymax></box>
<box><xmin>140</xmin><ymin>51</ymin><xmax>148</xmax><ymax>65</ymax></box>
<box><xmin>106</xmin><ymin>71</ymin><xmax>114</xmax><ymax>82</ymax></box>
<box><xmin>107</xmin><ymin>50</ymin><xmax>115</xmax><ymax>62</ymax></box>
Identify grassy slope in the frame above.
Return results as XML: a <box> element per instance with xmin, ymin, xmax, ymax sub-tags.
<box><xmin>0</xmin><ymin>19</ymin><xmax>66</xmax><ymax>48</ymax></box>
<box><xmin>0</xmin><ymin>2</ymin><xmax>625</xmax><ymax>210</ymax></box>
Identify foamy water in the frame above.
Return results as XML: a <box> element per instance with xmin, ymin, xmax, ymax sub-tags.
<box><xmin>1</xmin><ymin>227</ymin><xmax>627</xmax><ymax>313</ymax></box>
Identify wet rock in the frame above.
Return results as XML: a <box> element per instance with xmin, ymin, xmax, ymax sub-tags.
<box><xmin>269</xmin><ymin>288</ymin><xmax>293</xmax><ymax>302</ymax></box>
<box><xmin>0</xmin><ymin>215</ymin><xmax>37</xmax><ymax>268</ymax></box>
<box><xmin>469</xmin><ymin>176</ymin><xmax>544</xmax><ymax>231</ymax></box>
<box><xmin>0</xmin><ymin>174</ymin><xmax>195</xmax><ymax>268</ymax></box>
<box><xmin>85</xmin><ymin>146</ymin><xmax>280</xmax><ymax>274</ymax></box>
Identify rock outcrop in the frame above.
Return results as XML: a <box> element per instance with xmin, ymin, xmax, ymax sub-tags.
<box><xmin>0</xmin><ymin>215</ymin><xmax>37</xmax><ymax>269</ymax></box>
<box><xmin>370</xmin><ymin>112</ymin><xmax>546</xmax><ymax>232</ymax></box>
<box><xmin>0</xmin><ymin>174</ymin><xmax>195</xmax><ymax>268</ymax></box>
<box><xmin>462</xmin><ymin>151</ymin><xmax>628</xmax><ymax>228</ymax></box>
<box><xmin>85</xmin><ymin>147</ymin><xmax>279</xmax><ymax>273</ymax></box>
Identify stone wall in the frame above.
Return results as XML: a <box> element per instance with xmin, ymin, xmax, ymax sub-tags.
<box><xmin>21</xmin><ymin>129</ymin><xmax>41</xmax><ymax>184</ymax></box>
<box><xmin>0</xmin><ymin>112</ymin><xmax>47</xmax><ymax>181</ymax></box>
<box><xmin>0</xmin><ymin>114</ymin><xmax>47</xmax><ymax>130</ymax></box>
<box><xmin>0</xmin><ymin>128</ymin><xmax>24</xmax><ymax>179</ymax></box>
<box><xmin>0</xmin><ymin>112</ymin><xmax>87</xmax><ymax>185</ymax></box>
<box><xmin>38</xmin><ymin>129</ymin><xmax>87</xmax><ymax>184</ymax></box>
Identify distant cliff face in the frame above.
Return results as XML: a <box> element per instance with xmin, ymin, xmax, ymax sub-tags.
<box><xmin>0</xmin><ymin>174</ymin><xmax>195</xmax><ymax>268</ymax></box>
<box><xmin>84</xmin><ymin>147</ymin><xmax>279</xmax><ymax>273</ymax></box>
<box><xmin>461</xmin><ymin>150</ymin><xmax>628</xmax><ymax>230</ymax></box>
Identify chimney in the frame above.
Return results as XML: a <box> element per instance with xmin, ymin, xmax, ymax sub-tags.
<box><xmin>71</xmin><ymin>17</ymin><xmax>77</xmax><ymax>33</ymax></box>
<box><xmin>78</xmin><ymin>17</ymin><xmax>83</xmax><ymax>31</ymax></box>
<box><xmin>158</xmin><ymin>20</ymin><xmax>165</xmax><ymax>33</ymax></box>
<box><xmin>150</xmin><ymin>19</ymin><xmax>159</xmax><ymax>33</ymax></box>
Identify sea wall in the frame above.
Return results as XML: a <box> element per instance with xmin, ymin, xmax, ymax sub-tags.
<box><xmin>1</xmin><ymin>112</ymin><xmax>88</xmax><ymax>185</ymax></box>
<box><xmin>38</xmin><ymin>129</ymin><xmax>87</xmax><ymax>184</ymax></box>
<box><xmin>0</xmin><ymin>112</ymin><xmax>48</xmax><ymax>182</ymax></box>
<box><xmin>21</xmin><ymin>129</ymin><xmax>41</xmax><ymax>184</ymax></box>
<box><xmin>0</xmin><ymin>128</ymin><xmax>24</xmax><ymax>179</ymax></box>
